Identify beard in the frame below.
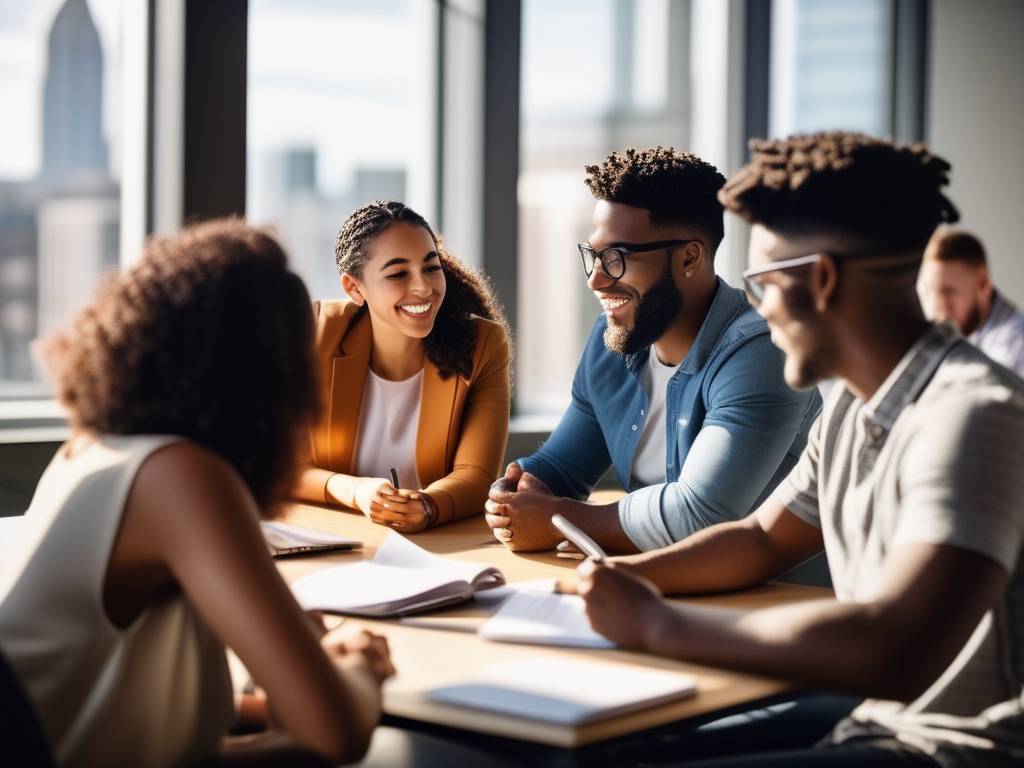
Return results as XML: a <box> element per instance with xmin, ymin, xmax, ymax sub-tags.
<box><xmin>785</xmin><ymin>340</ymin><xmax>837</xmax><ymax>390</ymax></box>
<box><xmin>603</xmin><ymin>266</ymin><xmax>680</xmax><ymax>357</ymax></box>
<box><xmin>959</xmin><ymin>301</ymin><xmax>984</xmax><ymax>336</ymax></box>
<box><xmin>776</xmin><ymin>283</ymin><xmax>838</xmax><ymax>390</ymax></box>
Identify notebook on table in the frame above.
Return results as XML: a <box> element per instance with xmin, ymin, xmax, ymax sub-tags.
<box><xmin>479</xmin><ymin>589</ymin><xmax>615</xmax><ymax>648</ymax></box>
<box><xmin>289</xmin><ymin>531</ymin><xmax>505</xmax><ymax>616</ymax></box>
<box><xmin>261</xmin><ymin>520</ymin><xmax>360</xmax><ymax>558</ymax></box>
<box><xmin>427</xmin><ymin>658</ymin><xmax>697</xmax><ymax>726</ymax></box>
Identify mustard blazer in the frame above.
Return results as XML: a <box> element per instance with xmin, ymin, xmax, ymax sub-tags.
<box><xmin>294</xmin><ymin>299</ymin><xmax>511</xmax><ymax>525</ymax></box>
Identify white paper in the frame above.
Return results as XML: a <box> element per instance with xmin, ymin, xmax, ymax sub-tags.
<box><xmin>428</xmin><ymin>658</ymin><xmax>697</xmax><ymax>725</ymax></box>
<box><xmin>479</xmin><ymin>590</ymin><xmax>615</xmax><ymax>648</ymax></box>
<box><xmin>289</xmin><ymin>531</ymin><xmax>504</xmax><ymax>615</ymax></box>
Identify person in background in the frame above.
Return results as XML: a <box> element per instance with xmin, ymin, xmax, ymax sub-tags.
<box><xmin>485</xmin><ymin>147</ymin><xmax>821</xmax><ymax>570</ymax></box>
<box><xmin>292</xmin><ymin>201</ymin><xmax>511</xmax><ymax>531</ymax></box>
<box><xmin>0</xmin><ymin>220</ymin><xmax>505</xmax><ymax>768</ymax></box>
<box><xmin>917</xmin><ymin>226</ymin><xmax>1024</xmax><ymax>376</ymax></box>
<box><xmin>577</xmin><ymin>133</ymin><xmax>1024</xmax><ymax>767</ymax></box>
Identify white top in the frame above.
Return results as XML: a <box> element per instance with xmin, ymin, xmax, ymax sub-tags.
<box><xmin>354</xmin><ymin>368</ymin><xmax>423</xmax><ymax>489</ymax></box>
<box><xmin>776</xmin><ymin>324</ymin><xmax>1024</xmax><ymax>766</ymax></box>
<box><xmin>970</xmin><ymin>289</ymin><xmax>1024</xmax><ymax>378</ymax></box>
<box><xmin>630</xmin><ymin>346</ymin><xmax>681</xmax><ymax>488</ymax></box>
<box><xmin>0</xmin><ymin>435</ymin><xmax>233</xmax><ymax>768</ymax></box>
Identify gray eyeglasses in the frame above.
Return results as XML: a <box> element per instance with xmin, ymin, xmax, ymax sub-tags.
<box><xmin>742</xmin><ymin>253</ymin><xmax>823</xmax><ymax>306</ymax></box>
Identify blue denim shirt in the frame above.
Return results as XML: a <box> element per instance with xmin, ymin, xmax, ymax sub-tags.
<box><xmin>518</xmin><ymin>278</ymin><xmax>821</xmax><ymax>551</ymax></box>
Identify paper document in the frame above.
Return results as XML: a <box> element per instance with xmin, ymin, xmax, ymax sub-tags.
<box><xmin>290</xmin><ymin>531</ymin><xmax>504</xmax><ymax>616</ymax></box>
<box><xmin>428</xmin><ymin>658</ymin><xmax>697</xmax><ymax>725</ymax></box>
<box><xmin>479</xmin><ymin>590</ymin><xmax>615</xmax><ymax>648</ymax></box>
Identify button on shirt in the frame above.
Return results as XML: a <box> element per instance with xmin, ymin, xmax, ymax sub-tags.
<box><xmin>774</xmin><ymin>322</ymin><xmax>1024</xmax><ymax>767</ymax></box>
<box><xmin>518</xmin><ymin>278</ymin><xmax>821</xmax><ymax>551</ymax></box>
<box><xmin>630</xmin><ymin>346</ymin><xmax>683</xmax><ymax>488</ymax></box>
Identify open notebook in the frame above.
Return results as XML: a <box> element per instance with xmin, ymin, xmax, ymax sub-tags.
<box><xmin>261</xmin><ymin>520</ymin><xmax>360</xmax><ymax>558</ymax></box>
<box><xmin>428</xmin><ymin>658</ymin><xmax>697</xmax><ymax>726</ymax></box>
<box><xmin>289</xmin><ymin>531</ymin><xmax>504</xmax><ymax>616</ymax></box>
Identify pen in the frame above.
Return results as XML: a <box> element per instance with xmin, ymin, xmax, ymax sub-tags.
<box><xmin>551</xmin><ymin>514</ymin><xmax>607</xmax><ymax>562</ymax></box>
<box><xmin>388</xmin><ymin>467</ymin><xmax>399</xmax><ymax>488</ymax></box>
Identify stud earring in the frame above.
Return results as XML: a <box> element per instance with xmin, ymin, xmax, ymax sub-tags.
<box><xmin>685</xmin><ymin>271</ymin><xmax>693</xmax><ymax>278</ymax></box>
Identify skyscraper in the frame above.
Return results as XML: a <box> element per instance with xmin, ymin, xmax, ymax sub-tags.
<box><xmin>41</xmin><ymin>0</ymin><xmax>109</xmax><ymax>182</ymax></box>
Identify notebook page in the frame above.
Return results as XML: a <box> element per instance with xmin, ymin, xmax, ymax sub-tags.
<box><xmin>372</xmin><ymin>531</ymin><xmax>503</xmax><ymax>588</ymax></box>
<box><xmin>479</xmin><ymin>590</ymin><xmax>615</xmax><ymax>648</ymax></box>
<box><xmin>291</xmin><ymin>561</ymin><xmax>471</xmax><ymax>614</ymax></box>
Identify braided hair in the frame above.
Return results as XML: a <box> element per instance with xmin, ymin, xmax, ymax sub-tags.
<box><xmin>42</xmin><ymin>219</ymin><xmax>319</xmax><ymax>510</ymax></box>
<box><xmin>719</xmin><ymin>132</ymin><xmax>960</xmax><ymax>250</ymax></box>
<box><xmin>335</xmin><ymin>201</ymin><xmax>509</xmax><ymax>380</ymax></box>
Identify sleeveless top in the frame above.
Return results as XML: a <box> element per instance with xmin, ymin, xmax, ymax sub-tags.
<box><xmin>0</xmin><ymin>435</ymin><xmax>233</xmax><ymax>768</ymax></box>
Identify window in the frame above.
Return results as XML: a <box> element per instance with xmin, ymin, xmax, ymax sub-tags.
<box><xmin>516</xmin><ymin>0</ymin><xmax>690</xmax><ymax>415</ymax></box>
<box><xmin>0</xmin><ymin>0</ymin><xmax>125</xmax><ymax>396</ymax></box>
<box><xmin>770</xmin><ymin>0</ymin><xmax>893</xmax><ymax>137</ymax></box>
<box><xmin>246</xmin><ymin>0</ymin><xmax>435</xmax><ymax>303</ymax></box>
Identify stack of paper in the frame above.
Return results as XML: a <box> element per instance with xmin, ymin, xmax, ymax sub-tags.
<box><xmin>290</xmin><ymin>531</ymin><xmax>505</xmax><ymax>616</ymax></box>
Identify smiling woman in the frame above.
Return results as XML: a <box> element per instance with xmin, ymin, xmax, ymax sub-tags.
<box><xmin>293</xmin><ymin>201</ymin><xmax>512</xmax><ymax>531</ymax></box>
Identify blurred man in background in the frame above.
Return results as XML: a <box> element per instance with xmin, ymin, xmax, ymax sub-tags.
<box><xmin>918</xmin><ymin>226</ymin><xmax>1024</xmax><ymax>376</ymax></box>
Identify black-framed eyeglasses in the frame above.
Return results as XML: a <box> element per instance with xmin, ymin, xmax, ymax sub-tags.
<box><xmin>741</xmin><ymin>253</ymin><xmax>822</xmax><ymax>306</ymax></box>
<box><xmin>578</xmin><ymin>239</ymin><xmax>695</xmax><ymax>280</ymax></box>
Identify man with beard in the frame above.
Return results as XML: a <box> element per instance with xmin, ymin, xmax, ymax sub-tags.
<box><xmin>917</xmin><ymin>227</ymin><xmax>1024</xmax><ymax>377</ymax></box>
<box><xmin>485</xmin><ymin>147</ymin><xmax>821</xmax><ymax>560</ymax></box>
<box><xmin>574</xmin><ymin>133</ymin><xmax>1024</xmax><ymax>767</ymax></box>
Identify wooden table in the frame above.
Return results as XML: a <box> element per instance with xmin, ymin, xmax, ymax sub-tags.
<box><xmin>279</xmin><ymin>501</ymin><xmax>831</xmax><ymax>751</ymax></box>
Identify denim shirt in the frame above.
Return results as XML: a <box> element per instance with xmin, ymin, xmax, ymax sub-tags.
<box><xmin>518</xmin><ymin>278</ymin><xmax>822</xmax><ymax>551</ymax></box>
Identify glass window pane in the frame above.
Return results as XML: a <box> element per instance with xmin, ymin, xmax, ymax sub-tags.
<box><xmin>247</xmin><ymin>0</ymin><xmax>429</xmax><ymax>303</ymax></box>
<box><xmin>770</xmin><ymin>0</ymin><xmax>893</xmax><ymax>137</ymax></box>
<box><xmin>517</xmin><ymin>0</ymin><xmax>689</xmax><ymax>415</ymax></box>
<box><xmin>0</xmin><ymin>0</ymin><xmax>124</xmax><ymax>394</ymax></box>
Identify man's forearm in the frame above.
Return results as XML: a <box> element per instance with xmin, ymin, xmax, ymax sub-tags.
<box><xmin>620</xmin><ymin>517</ymin><xmax>803</xmax><ymax>595</ymax></box>
<box><xmin>558</xmin><ymin>500</ymin><xmax>639</xmax><ymax>554</ymax></box>
<box><xmin>647</xmin><ymin>598</ymin><xmax>926</xmax><ymax>701</ymax></box>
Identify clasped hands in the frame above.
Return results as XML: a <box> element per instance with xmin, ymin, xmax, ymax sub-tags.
<box><xmin>484</xmin><ymin>462</ymin><xmax>570</xmax><ymax>551</ymax></box>
<box><xmin>331</xmin><ymin>475</ymin><xmax>434</xmax><ymax>532</ymax></box>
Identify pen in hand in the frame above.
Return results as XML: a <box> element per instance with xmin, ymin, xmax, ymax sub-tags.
<box><xmin>551</xmin><ymin>514</ymin><xmax>606</xmax><ymax>563</ymax></box>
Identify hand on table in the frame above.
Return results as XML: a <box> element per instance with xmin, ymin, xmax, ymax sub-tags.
<box><xmin>485</xmin><ymin>463</ymin><xmax>564</xmax><ymax>552</ymax></box>
<box><xmin>355</xmin><ymin>478</ymin><xmax>433</xmax><ymax>533</ymax></box>
<box><xmin>322</xmin><ymin>624</ymin><xmax>396</xmax><ymax>685</ymax></box>
<box><xmin>576</xmin><ymin>558</ymin><xmax>666</xmax><ymax>650</ymax></box>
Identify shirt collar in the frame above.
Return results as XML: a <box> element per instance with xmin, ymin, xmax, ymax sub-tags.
<box><xmin>861</xmin><ymin>322</ymin><xmax>962</xmax><ymax>431</ymax></box>
<box><xmin>626</xmin><ymin>277</ymin><xmax>744</xmax><ymax>375</ymax></box>
<box><xmin>969</xmin><ymin>289</ymin><xmax>1009</xmax><ymax>344</ymax></box>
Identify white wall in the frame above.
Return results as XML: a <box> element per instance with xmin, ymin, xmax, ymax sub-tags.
<box><xmin>928</xmin><ymin>0</ymin><xmax>1024</xmax><ymax>305</ymax></box>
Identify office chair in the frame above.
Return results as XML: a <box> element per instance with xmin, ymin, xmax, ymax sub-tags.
<box><xmin>0</xmin><ymin>648</ymin><xmax>55</xmax><ymax>767</ymax></box>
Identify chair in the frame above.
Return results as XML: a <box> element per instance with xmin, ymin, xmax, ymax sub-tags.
<box><xmin>0</xmin><ymin>647</ymin><xmax>56</xmax><ymax>767</ymax></box>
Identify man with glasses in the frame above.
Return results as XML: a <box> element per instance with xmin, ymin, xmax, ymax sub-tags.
<box><xmin>485</xmin><ymin>147</ymin><xmax>821</xmax><ymax>574</ymax></box>
<box><xmin>574</xmin><ymin>133</ymin><xmax>1024</xmax><ymax>766</ymax></box>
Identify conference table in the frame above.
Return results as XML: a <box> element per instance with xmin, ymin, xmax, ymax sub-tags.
<box><xmin>277</xmin><ymin>497</ymin><xmax>831</xmax><ymax>762</ymax></box>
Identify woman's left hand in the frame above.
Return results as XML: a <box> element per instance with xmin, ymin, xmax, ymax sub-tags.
<box><xmin>368</xmin><ymin>486</ymin><xmax>432</xmax><ymax>532</ymax></box>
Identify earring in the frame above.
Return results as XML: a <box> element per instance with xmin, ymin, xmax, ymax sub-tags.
<box><xmin>685</xmin><ymin>271</ymin><xmax>693</xmax><ymax>278</ymax></box>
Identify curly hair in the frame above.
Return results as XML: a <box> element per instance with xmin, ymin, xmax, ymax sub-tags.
<box><xmin>719</xmin><ymin>132</ymin><xmax>960</xmax><ymax>251</ymax></box>
<box><xmin>584</xmin><ymin>146</ymin><xmax>727</xmax><ymax>251</ymax></box>
<box><xmin>334</xmin><ymin>200</ymin><xmax>510</xmax><ymax>380</ymax></box>
<box><xmin>42</xmin><ymin>218</ymin><xmax>319</xmax><ymax>512</ymax></box>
